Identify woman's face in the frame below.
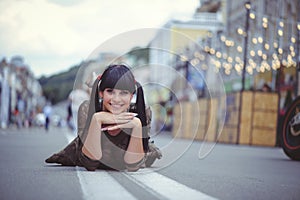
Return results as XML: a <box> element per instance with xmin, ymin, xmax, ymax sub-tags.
<box><xmin>100</xmin><ymin>88</ymin><xmax>133</xmax><ymax>114</ymax></box>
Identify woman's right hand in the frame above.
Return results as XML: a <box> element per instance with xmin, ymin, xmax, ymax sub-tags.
<box><xmin>93</xmin><ymin>111</ymin><xmax>137</xmax><ymax>126</ymax></box>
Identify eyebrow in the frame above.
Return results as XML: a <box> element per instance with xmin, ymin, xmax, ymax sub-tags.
<box><xmin>105</xmin><ymin>88</ymin><xmax>130</xmax><ymax>92</ymax></box>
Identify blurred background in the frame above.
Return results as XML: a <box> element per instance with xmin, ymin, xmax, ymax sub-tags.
<box><xmin>0</xmin><ymin>0</ymin><xmax>299</xmax><ymax>148</ymax></box>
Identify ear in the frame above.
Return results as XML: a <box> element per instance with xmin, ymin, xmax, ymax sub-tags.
<box><xmin>130</xmin><ymin>93</ymin><xmax>134</xmax><ymax>101</ymax></box>
<box><xmin>99</xmin><ymin>91</ymin><xmax>103</xmax><ymax>98</ymax></box>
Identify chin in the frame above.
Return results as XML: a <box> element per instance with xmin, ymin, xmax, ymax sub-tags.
<box><xmin>110</xmin><ymin>108</ymin><xmax>126</xmax><ymax>114</ymax></box>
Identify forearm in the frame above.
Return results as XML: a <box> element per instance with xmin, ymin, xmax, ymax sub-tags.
<box><xmin>124</xmin><ymin>120</ymin><xmax>145</xmax><ymax>164</ymax></box>
<box><xmin>82</xmin><ymin>115</ymin><xmax>102</xmax><ymax>160</ymax></box>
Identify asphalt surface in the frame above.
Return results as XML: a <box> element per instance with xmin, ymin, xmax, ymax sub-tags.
<box><xmin>0</xmin><ymin>126</ymin><xmax>299</xmax><ymax>200</ymax></box>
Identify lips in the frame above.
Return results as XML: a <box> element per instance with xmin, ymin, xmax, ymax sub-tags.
<box><xmin>109</xmin><ymin>103</ymin><xmax>125</xmax><ymax>114</ymax></box>
<box><xmin>109</xmin><ymin>103</ymin><xmax>124</xmax><ymax>109</ymax></box>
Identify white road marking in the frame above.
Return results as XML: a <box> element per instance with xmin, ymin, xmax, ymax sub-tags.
<box><xmin>65</xmin><ymin>132</ymin><xmax>76</xmax><ymax>143</ymax></box>
<box><xmin>65</xmin><ymin>132</ymin><xmax>137</xmax><ymax>200</ymax></box>
<box><xmin>65</xmin><ymin>132</ymin><xmax>217</xmax><ymax>200</ymax></box>
<box><xmin>76</xmin><ymin>168</ymin><xmax>137</xmax><ymax>200</ymax></box>
<box><xmin>124</xmin><ymin>170</ymin><xmax>217</xmax><ymax>200</ymax></box>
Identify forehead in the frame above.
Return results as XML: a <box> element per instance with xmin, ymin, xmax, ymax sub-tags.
<box><xmin>102</xmin><ymin>88</ymin><xmax>131</xmax><ymax>92</ymax></box>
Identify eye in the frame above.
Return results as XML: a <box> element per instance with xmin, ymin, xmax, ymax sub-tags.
<box><xmin>120</xmin><ymin>90</ymin><xmax>130</xmax><ymax>95</ymax></box>
<box><xmin>105</xmin><ymin>88</ymin><xmax>113</xmax><ymax>93</ymax></box>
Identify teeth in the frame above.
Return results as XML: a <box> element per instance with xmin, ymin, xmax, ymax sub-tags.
<box><xmin>111</xmin><ymin>104</ymin><xmax>122</xmax><ymax>108</ymax></box>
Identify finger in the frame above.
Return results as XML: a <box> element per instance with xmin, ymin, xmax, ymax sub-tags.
<box><xmin>101</xmin><ymin>127</ymin><xmax>108</xmax><ymax>131</ymax></box>
<box><xmin>128</xmin><ymin>112</ymin><xmax>138</xmax><ymax>117</ymax></box>
<box><xmin>101</xmin><ymin>125</ymin><xmax>117</xmax><ymax>131</ymax></box>
<box><xmin>115</xmin><ymin>114</ymin><xmax>136</xmax><ymax>121</ymax></box>
<box><xmin>114</xmin><ymin>119</ymin><xmax>131</xmax><ymax>124</ymax></box>
<box><xmin>118</xmin><ymin>112</ymin><xmax>138</xmax><ymax>118</ymax></box>
<box><xmin>107</xmin><ymin>125</ymin><xmax>121</xmax><ymax>131</ymax></box>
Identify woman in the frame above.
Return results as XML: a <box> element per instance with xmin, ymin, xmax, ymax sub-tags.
<box><xmin>45</xmin><ymin>64</ymin><xmax>162</xmax><ymax>171</ymax></box>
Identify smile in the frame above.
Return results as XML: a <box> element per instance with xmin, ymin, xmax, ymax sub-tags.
<box><xmin>109</xmin><ymin>103</ymin><xmax>124</xmax><ymax>108</ymax></box>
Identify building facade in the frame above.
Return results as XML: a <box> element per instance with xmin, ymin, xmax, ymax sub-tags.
<box><xmin>0</xmin><ymin>56</ymin><xmax>44</xmax><ymax>128</ymax></box>
<box><xmin>148</xmin><ymin>0</ymin><xmax>225</xmax><ymax>103</ymax></box>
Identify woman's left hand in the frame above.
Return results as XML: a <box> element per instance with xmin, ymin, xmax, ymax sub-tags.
<box><xmin>102</xmin><ymin>117</ymin><xmax>141</xmax><ymax>131</ymax></box>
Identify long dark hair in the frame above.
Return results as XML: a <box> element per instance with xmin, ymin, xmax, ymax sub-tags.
<box><xmin>84</xmin><ymin>64</ymin><xmax>149</xmax><ymax>152</ymax></box>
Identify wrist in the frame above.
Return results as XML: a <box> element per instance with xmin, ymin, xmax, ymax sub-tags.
<box><xmin>132</xmin><ymin>117</ymin><xmax>142</xmax><ymax>128</ymax></box>
<box><xmin>93</xmin><ymin>112</ymin><xmax>105</xmax><ymax>124</ymax></box>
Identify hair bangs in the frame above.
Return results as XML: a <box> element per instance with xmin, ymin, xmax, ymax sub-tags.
<box><xmin>99</xmin><ymin>65</ymin><xmax>136</xmax><ymax>93</ymax></box>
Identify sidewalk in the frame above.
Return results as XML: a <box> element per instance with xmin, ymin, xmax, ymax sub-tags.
<box><xmin>1</xmin><ymin>124</ymin><xmax>71</xmax><ymax>133</ymax></box>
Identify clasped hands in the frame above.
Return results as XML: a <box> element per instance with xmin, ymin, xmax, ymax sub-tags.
<box><xmin>92</xmin><ymin>112</ymin><xmax>140</xmax><ymax>132</ymax></box>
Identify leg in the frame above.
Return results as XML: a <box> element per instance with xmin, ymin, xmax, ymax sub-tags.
<box><xmin>45</xmin><ymin>101</ymin><xmax>90</xmax><ymax>167</ymax></box>
<box><xmin>45</xmin><ymin>117</ymin><xmax>49</xmax><ymax>131</ymax></box>
<box><xmin>145</xmin><ymin>141</ymin><xmax>162</xmax><ymax>167</ymax></box>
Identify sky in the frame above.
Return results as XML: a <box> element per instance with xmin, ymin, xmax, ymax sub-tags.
<box><xmin>0</xmin><ymin>0</ymin><xmax>199</xmax><ymax>78</ymax></box>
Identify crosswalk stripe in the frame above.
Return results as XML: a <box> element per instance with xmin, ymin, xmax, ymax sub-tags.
<box><xmin>76</xmin><ymin>168</ymin><xmax>137</xmax><ymax>200</ymax></box>
<box><xmin>124</xmin><ymin>170</ymin><xmax>217</xmax><ymax>200</ymax></box>
<box><xmin>64</xmin><ymin>132</ymin><xmax>217</xmax><ymax>200</ymax></box>
<box><xmin>65</xmin><ymin>133</ymin><xmax>137</xmax><ymax>200</ymax></box>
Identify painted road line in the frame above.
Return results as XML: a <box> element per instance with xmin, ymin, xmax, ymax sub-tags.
<box><xmin>124</xmin><ymin>170</ymin><xmax>218</xmax><ymax>200</ymax></box>
<box><xmin>65</xmin><ymin>132</ymin><xmax>217</xmax><ymax>200</ymax></box>
<box><xmin>64</xmin><ymin>132</ymin><xmax>137</xmax><ymax>200</ymax></box>
<box><xmin>76</xmin><ymin>168</ymin><xmax>137</xmax><ymax>200</ymax></box>
<box><xmin>65</xmin><ymin>132</ymin><xmax>76</xmax><ymax>143</ymax></box>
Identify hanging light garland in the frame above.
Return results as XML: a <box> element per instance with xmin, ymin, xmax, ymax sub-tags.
<box><xmin>198</xmin><ymin>4</ymin><xmax>300</xmax><ymax>76</ymax></box>
<box><xmin>174</xmin><ymin>1</ymin><xmax>299</xmax><ymax>81</ymax></box>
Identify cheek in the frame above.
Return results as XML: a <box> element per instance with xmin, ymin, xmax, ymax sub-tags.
<box><xmin>122</xmin><ymin>96</ymin><xmax>132</xmax><ymax>105</ymax></box>
<box><xmin>102</xmin><ymin>93</ymin><xmax>111</xmax><ymax>101</ymax></box>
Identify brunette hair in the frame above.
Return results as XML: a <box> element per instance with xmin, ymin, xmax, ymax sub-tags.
<box><xmin>86</xmin><ymin>64</ymin><xmax>149</xmax><ymax>151</ymax></box>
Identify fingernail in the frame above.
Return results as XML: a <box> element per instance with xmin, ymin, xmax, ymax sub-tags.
<box><xmin>133</xmin><ymin>113</ymin><xmax>138</xmax><ymax>117</ymax></box>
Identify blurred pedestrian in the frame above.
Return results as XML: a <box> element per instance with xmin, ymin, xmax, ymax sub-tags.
<box><xmin>43</xmin><ymin>101</ymin><xmax>52</xmax><ymax>131</ymax></box>
<box><xmin>68</xmin><ymin>87</ymin><xmax>89</xmax><ymax>135</ymax></box>
<box><xmin>261</xmin><ymin>83</ymin><xmax>271</xmax><ymax>92</ymax></box>
<box><xmin>45</xmin><ymin>64</ymin><xmax>162</xmax><ymax>171</ymax></box>
<box><xmin>13</xmin><ymin>106</ymin><xmax>20</xmax><ymax>128</ymax></box>
<box><xmin>66</xmin><ymin>100</ymin><xmax>75</xmax><ymax>131</ymax></box>
<box><xmin>16</xmin><ymin>97</ymin><xmax>25</xmax><ymax>128</ymax></box>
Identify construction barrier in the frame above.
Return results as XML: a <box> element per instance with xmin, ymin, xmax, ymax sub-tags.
<box><xmin>172</xmin><ymin>91</ymin><xmax>279</xmax><ymax>147</ymax></box>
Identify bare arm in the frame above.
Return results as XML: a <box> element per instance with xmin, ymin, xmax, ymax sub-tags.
<box><xmin>104</xmin><ymin>117</ymin><xmax>145</xmax><ymax>165</ymax></box>
<box><xmin>81</xmin><ymin>111</ymin><xmax>138</xmax><ymax>160</ymax></box>
<box><xmin>82</xmin><ymin>113</ymin><xmax>103</xmax><ymax>160</ymax></box>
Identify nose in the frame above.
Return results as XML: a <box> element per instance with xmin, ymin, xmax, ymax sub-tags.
<box><xmin>111</xmin><ymin>92</ymin><xmax>121</xmax><ymax>102</ymax></box>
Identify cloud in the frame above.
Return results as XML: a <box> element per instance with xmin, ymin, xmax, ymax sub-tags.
<box><xmin>0</xmin><ymin>0</ymin><xmax>198</xmax><ymax>77</ymax></box>
<box><xmin>47</xmin><ymin>0</ymin><xmax>84</xmax><ymax>7</ymax></box>
<box><xmin>0</xmin><ymin>0</ymin><xmax>83</xmax><ymax>55</ymax></box>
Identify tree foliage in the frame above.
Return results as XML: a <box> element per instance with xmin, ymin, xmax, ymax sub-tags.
<box><xmin>38</xmin><ymin>65</ymin><xmax>79</xmax><ymax>104</ymax></box>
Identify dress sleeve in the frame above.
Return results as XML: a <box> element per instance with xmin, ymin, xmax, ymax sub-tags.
<box><xmin>77</xmin><ymin>100</ymin><xmax>90</xmax><ymax>139</ymax></box>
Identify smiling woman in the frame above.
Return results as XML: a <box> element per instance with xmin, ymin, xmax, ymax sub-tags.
<box><xmin>101</xmin><ymin>88</ymin><xmax>133</xmax><ymax>114</ymax></box>
<box><xmin>45</xmin><ymin>64</ymin><xmax>162</xmax><ymax>171</ymax></box>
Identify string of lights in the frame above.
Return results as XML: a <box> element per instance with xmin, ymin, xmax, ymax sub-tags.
<box><xmin>180</xmin><ymin>4</ymin><xmax>299</xmax><ymax>78</ymax></box>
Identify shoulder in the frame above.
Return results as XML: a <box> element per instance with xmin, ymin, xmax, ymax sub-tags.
<box><xmin>79</xmin><ymin>100</ymin><xmax>90</xmax><ymax>112</ymax></box>
<box><xmin>145</xmin><ymin>106</ymin><xmax>152</xmax><ymax>125</ymax></box>
<box><xmin>77</xmin><ymin>100</ymin><xmax>90</xmax><ymax>127</ymax></box>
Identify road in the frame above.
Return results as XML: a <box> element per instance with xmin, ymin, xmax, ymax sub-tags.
<box><xmin>0</xmin><ymin>126</ymin><xmax>299</xmax><ymax>200</ymax></box>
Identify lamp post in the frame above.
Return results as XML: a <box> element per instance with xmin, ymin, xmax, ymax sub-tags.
<box><xmin>241</xmin><ymin>1</ymin><xmax>251</xmax><ymax>91</ymax></box>
<box><xmin>296</xmin><ymin>23</ymin><xmax>300</xmax><ymax>96</ymax></box>
<box><xmin>237</xmin><ymin>1</ymin><xmax>251</xmax><ymax>144</ymax></box>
